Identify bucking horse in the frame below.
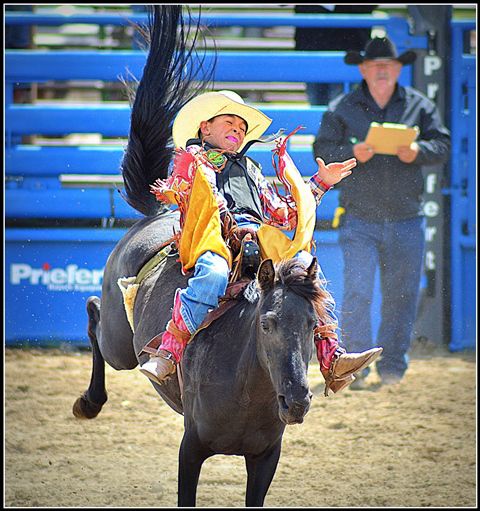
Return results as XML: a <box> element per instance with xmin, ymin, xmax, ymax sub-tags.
<box><xmin>73</xmin><ymin>5</ymin><xmax>325</xmax><ymax>507</ymax></box>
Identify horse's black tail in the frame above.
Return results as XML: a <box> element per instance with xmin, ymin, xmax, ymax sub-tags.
<box><xmin>120</xmin><ymin>5</ymin><xmax>216</xmax><ymax>216</ymax></box>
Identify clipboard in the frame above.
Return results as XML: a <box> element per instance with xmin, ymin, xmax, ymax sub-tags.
<box><xmin>365</xmin><ymin>122</ymin><xmax>419</xmax><ymax>155</ymax></box>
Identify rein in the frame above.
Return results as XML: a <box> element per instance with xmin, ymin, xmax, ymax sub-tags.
<box><xmin>118</xmin><ymin>236</ymin><xmax>179</xmax><ymax>333</ymax></box>
<box><xmin>134</xmin><ymin>236</ymin><xmax>179</xmax><ymax>286</ymax></box>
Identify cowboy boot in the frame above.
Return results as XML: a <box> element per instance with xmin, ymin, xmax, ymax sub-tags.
<box><xmin>324</xmin><ymin>346</ymin><xmax>383</xmax><ymax>396</ymax></box>
<box><xmin>139</xmin><ymin>290</ymin><xmax>192</xmax><ymax>385</ymax></box>
<box><xmin>314</xmin><ymin>323</ymin><xmax>352</xmax><ymax>395</ymax></box>
<box><xmin>314</xmin><ymin>323</ymin><xmax>383</xmax><ymax>396</ymax></box>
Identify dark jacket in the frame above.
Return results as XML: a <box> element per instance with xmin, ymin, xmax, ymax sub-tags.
<box><xmin>186</xmin><ymin>139</ymin><xmax>264</xmax><ymax>220</ymax></box>
<box><xmin>313</xmin><ymin>81</ymin><xmax>451</xmax><ymax>221</ymax></box>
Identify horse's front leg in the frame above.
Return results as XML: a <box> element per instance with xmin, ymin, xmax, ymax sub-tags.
<box><xmin>178</xmin><ymin>427</ymin><xmax>212</xmax><ymax>507</ymax></box>
<box><xmin>244</xmin><ymin>439</ymin><xmax>282</xmax><ymax>507</ymax></box>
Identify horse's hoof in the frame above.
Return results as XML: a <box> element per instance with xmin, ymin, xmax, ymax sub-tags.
<box><xmin>72</xmin><ymin>393</ymin><xmax>104</xmax><ymax>419</ymax></box>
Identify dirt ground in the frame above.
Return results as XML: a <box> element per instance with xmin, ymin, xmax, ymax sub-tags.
<box><xmin>4</xmin><ymin>343</ymin><xmax>477</xmax><ymax>508</ymax></box>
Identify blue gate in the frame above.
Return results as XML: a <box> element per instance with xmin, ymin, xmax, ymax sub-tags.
<box><xmin>4</xmin><ymin>9</ymin><xmax>476</xmax><ymax>350</ymax></box>
<box><xmin>448</xmin><ymin>20</ymin><xmax>476</xmax><ymax>351</ymax></box>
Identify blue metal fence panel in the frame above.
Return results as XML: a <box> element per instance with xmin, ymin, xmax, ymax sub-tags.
<box><xmin>5</xmin><ymin>103</ymin><xmax>329</xmax><ymax>137</ymax></box>
<box><xmin>5</xmin><ymin>228</ymin><xmax>126</xmax><ymax>345</ymax></box>
<box><xmin>4</xmin><ymin>228</ymin><xmax>344</xmax><ymax>345</ymax></box>
<box><xmin>3</xmin><ymin>11</ymin><xmax>426</xmax><ymax>43</ymax></box>
<box><xmin>5</xmin><ymin>145</ymin><xmax>317</xmax><ymax>177</ymax></box>
<box><xmin>7</xmin><ymin>11</ymin><xmax>475</xmax><ymax>349</ymax></box>
<box><xmin>448</xmin><ymin>20</ymin><xmax>476</xmax><ymax>351</ymax></box>
<box><xmin>5</xmin><ymin>187</ymin><xmax>145</xmax><ymax>220</ymax></box>
<box><xmin>6</xmin><ymin>145</ymin><xmax>126</xmax><ymax>175</ymax></box>
<box><xmin>5</xmin><ymin>50</ymin><xmax>415</xmax><ymax>85</ymax></box>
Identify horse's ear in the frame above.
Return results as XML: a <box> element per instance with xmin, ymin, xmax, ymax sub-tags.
<box><xmin>257</xmin><ymin>259</ymin><xmax>275</xmax><ymax>291</ymax></box>
<box><xmin>307</xmin><ymin>257</ymin><xmax>318</xmax><ymax>279</ymax></box>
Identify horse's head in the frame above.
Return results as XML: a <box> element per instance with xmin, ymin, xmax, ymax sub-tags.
<box><xmin>255</xmin><ymin>257</ymin><xmax>320</xmax><ymax>425</ymax></box>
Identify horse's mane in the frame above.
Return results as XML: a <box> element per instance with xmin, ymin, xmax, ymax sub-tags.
<box><xmin>274</xmin><ymin>259</ymin><xmax>330</xmax><ymax>322</ymax></box>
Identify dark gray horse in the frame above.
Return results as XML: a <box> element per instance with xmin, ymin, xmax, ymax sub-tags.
<box><xmin>72</xmin><ymin>5</ymin><xmax>323</xmax><ymax>507</ymax></box>
<box><xmin>74</xmin><ymin>215</ymin><xmax>321</xmax><ymax>505</ymax></box>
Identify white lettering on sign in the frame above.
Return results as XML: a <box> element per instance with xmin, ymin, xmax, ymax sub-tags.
<box><xmin>425</xmin><ymin>226</ymin><xmax>437</xmax><ymax>242</ymax></box>
<box><xmin>10</xmin><ymin>263</ymin><xmax>104</xmax><ymax>292</ymax></box>
<box><xmin>425</xmin><ymin>250</ymin><xmax>436</xmax><ymax>270</ymax></box>
<box><xmin>423</xmin><ymin>200</ymin><xmax>440</xmax><ymax>217</ymax></box>
<box><xmin>426</xmin><ymin>173</ymin><xmax>438</xmax><ymax>194</ymax></box>
<box><xmin>424</xmin><ymin>55</ymin><xmax>442</xmax><ymax>75</ymax></box>
<box><xmin>427</xmin><ymin>83</ymin><xmax>439</xmax><ymax>100</ymax></box>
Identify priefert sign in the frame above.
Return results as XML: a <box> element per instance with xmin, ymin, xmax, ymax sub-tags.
<box><xmin>10</xmin><ymin>263</ymin><xmax>104</xmax><ymax>293</ymax></box>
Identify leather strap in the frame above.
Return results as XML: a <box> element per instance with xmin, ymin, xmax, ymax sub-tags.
<box><xmin>190</xmin><ymin>280</ymin><xmax>251</xmax><ymax>341</ymax></box>
<box><xmin>140</xmin><ymin>333</ymin><xmax>164</xmax><ymax>356</ymax></box>
<box><xmin>135</xmin><ymin>237</ymin><xmax>178</xmax><ymax>286</ymax></box>
<box><xmin>166</xmin><ymin>319</ymin><xmax>191</xmax><ymax>344</ymax></box>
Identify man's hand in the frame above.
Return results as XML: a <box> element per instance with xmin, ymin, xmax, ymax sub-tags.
<box><xmin>316</xmin><ymin>157</ymin><xmax>357</xmax><ymax>187</ymax></box>
<box><xmin>397</xmin><ymin>142</ymin><xmax>419</xmax><ymax>163</ymax></box>
<box><xmin>353</xmin><ymin>142</ymin><xmax>375</xmax><ymax>163</ymax></box>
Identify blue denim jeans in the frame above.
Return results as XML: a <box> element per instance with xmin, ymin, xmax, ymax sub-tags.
<box><xmin>180</xmin><ymin>215</ymin><xmax>261</xmax><ymax>331</ymax></box>
<box><xmin>179</xmin><ymin>216</ymin><xmax>338</xmax><ymax>334</ymax></box>
<box><xmin>179</xmin><ymin>250</ymin><xmax>230</xmax><ymax>333</ymax></box>
<box><xmin>339</xmin><ymin>215</ymin><xmax>426</xmax><ymax>378</ymax></box>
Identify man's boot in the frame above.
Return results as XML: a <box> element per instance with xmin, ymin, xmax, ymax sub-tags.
<box><xmin>139</xmin><ymin>290</ymin><xmax>192</xmax><ymax>385</ymax></box>
<box><xmin>314</xmin><ymin>323</ymin><xmax>383</xmax><ymax>396</ymax></box>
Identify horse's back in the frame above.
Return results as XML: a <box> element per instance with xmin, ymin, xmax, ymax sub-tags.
<box><xmin>106</xmin><ymin>208</ymin><xmax>180</xmax><ymax>278</ymax></box>
<box><xmin>95</xmin><ymin>209</ymin><xmax>181</xmax><ymax>370</ymax></box>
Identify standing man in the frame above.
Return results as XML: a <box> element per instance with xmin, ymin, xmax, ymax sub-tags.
<box><xmin>313</xmin><ymin>36</ymin><xmax>450</xmax><ymax>387</ymax></box>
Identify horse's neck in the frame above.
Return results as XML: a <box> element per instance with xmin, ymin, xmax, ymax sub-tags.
<box><xmin>233</xmin><ymin>313</ymin><xmax>277</xmax><ymax>404</ymax></box>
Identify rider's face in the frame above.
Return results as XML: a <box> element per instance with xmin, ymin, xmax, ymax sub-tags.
<box><xmin>199</xmin><ymin>114</ymin><xmax>247</xmax><ymax>152</ymax></box>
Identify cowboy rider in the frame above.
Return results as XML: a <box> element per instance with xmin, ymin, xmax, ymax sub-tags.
<box><xmin>139</xmin><ymin>90</ymin><xmax>382</xmax><ymax>394</ymax></box>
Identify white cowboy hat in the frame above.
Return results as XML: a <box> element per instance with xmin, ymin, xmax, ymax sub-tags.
<box><xmin>172</xmin><ymin>90</ymin><xmax>272</xmax><ymax>150</ymax></box>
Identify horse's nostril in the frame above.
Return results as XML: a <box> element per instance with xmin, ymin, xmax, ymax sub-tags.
<box><xmin>278</xmin><ymin>395</ymin><xmax>289</xmax><ymax>411</ymax></box>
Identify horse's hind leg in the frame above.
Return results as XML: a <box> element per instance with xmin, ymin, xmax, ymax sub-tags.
<box><xmin>244</xmin><ymin>440</ymin><xmax>282</xmax><ymax>507</ymax></box>
<box><xmin>72</xmin><ymin>296</ymin><xmax>108</xmax><ymax>419</ymax></box>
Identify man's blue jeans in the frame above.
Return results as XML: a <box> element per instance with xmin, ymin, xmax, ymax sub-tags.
<box><xmin>339</xmin><ymin>215</ymin><xmax>426</xmax><ymax>378</ymax></box>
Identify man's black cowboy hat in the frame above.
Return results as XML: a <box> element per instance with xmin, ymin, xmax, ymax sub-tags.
<box><xmin>344</xmin><ymin>36</ymin><xmax>417</xmax><ymax>65</ymax></box>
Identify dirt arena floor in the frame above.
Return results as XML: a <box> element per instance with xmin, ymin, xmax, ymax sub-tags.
<box><xmin>4</xmin><ymin>343</ymin><xmax>477</xmax><ymax>508</ymax></box>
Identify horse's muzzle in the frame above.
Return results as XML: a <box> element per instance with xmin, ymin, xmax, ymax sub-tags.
<box><xmin>277</xmin><ymin>391</ymin><xmax>312</xmax><ymax>425</ymax></box>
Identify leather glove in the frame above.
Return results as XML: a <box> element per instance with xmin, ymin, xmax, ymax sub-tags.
<box><xmin>229</xmin><ymin>226</ymin><xmax>258</xmax><ymax>256</ymax></box>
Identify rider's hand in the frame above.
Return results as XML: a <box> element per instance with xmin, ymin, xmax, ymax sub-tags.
<box><xmin>315</xmin><ymin>157</ymin><xmax>357</xmax><ymax>187</ymax></box>
<box><xmin>353</xmin><ymin>142</ymin><xmax>375</xmax><ymax>163</ymax></box>
<box><xmin>229</xmin><ymin>226</ymin><xmax>257</xmax><ymax>256</ymax></box>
